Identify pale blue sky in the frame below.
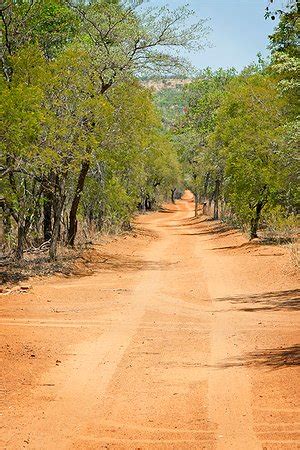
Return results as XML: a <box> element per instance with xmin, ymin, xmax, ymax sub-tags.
<box><xmin>146</xmin><ymin>0</ymin><xmax>280</xmax><ymax>71</ymax></box>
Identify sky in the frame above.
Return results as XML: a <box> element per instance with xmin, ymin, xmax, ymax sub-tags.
<box><xmin>146</xmin><ymin>0</ymin><xmax>280</xmax><ymax>71</ymax></box>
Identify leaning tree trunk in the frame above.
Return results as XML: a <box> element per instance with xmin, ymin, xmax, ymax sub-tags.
<box><xmin>213</xmin><ymin>179</ymin><xmax>220</xmax><ymax>220</ymax></box>
<box><xmin>67</xmin><ymin>160</ymin><xmax>90</xmax><ymax>247</ymax></box>
<box><xmin>250</xmin><ymin>200</ymin><xmax>263</xmax><ymax>239</ymax></box>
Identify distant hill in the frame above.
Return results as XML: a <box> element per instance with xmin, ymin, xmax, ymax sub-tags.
<box><xmin>146</xmin><ymin>80</ymin><xmax>190</xmax><ymax>128</ymax></box>
<box><xmin>142</xmin><ymin>78</ymin><xmax>192</xmax><ymax>92</ymax></box>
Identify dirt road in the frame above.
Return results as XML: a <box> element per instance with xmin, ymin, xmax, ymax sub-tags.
<box><xmin>1</xmin><ymin>191</ymin><xmax>299</xmax><ymax>449</ymax></box>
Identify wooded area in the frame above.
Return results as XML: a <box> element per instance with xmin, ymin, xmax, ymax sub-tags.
<box><xmin>0</xmin><ymin>0</ymin><xmax>299</xmax><ymax>262</ymax></box>
<box><xmin>171</xmin><ymin>1</ymin><xmax>299</xmax><ymax>240</ymax></box>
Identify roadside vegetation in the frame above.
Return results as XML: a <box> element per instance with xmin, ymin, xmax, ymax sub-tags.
<box><xmin>0</xmin><ymin>0</ymin><xmax>207</xmax><ymax>260</ymax></box>
<box><xmin>0</xmin><ymin>0</ymin><xmax>298</xmax><ymax>266</ymax></box>
<box><xmin>173</xmin><ymin>2</ymin><xmax>299</xmax><ymax>240</ymax></box>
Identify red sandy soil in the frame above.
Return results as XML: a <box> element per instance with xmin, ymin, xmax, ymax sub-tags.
<box><xmin>1</xmin><ymin>191</ymin><xmax>299</xmax><ymax>449</ymax></box>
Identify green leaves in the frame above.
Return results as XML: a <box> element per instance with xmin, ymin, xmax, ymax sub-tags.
<box><xmin>1</xmin><ymin>0</ymin><xmax>202</xmax><ymax>255</ymax></box>
<box><xmin>209</xmin><ymin>72</ymin><xmax>295</xmax><ymax>232</ymax></box>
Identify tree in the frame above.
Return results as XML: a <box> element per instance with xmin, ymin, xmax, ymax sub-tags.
<box><xmin>210</xmin><ymin>74</ymin><xmax>287</xmax><ymax>238</ymax></box>
<box><xmin>0</xmin><ymin>45</ymin><xmax>47</xmax><ymax>258</ymax></box>
<box><xmin>267</xmin><ymin>1</ymin><xmax>300</xmax><ymax>219</ymax></box>
<box><xmin>267</xmin><ymin>0</ymin><xmax>299</xmax><ymax>57</ymax></box>
<box><xmin>0</xmin><ymin>0</ymin><xmax>79</xmax><ymax>81</ymax></box>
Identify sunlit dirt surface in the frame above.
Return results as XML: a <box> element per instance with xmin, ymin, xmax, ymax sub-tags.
<box><xmin>1</xmin><ymin>191</ymin><xmax>299</xmax><ymax>449</ymax></box>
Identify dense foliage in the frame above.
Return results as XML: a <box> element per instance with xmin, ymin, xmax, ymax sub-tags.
<box><xmin>0</xmin><ymin>0</ymin><xmax>207</xmax><ymax>259</ymax></box>
<box><xmin>174</xmin><ymin>2</ymin><xmax>299</xmax><ymax>238</ymax></box>
<box><xmin>1</xmin><ymin>1</ymin><xmax>298</xmax><ymax>262</ymax></box>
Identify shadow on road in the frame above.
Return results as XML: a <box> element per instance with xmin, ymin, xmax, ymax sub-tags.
<box><xmin>220</xmin><ymin>345</ymin><xmax>300</xmax><ymax>370</ymax></box>
<box><xmin>216</xmin><ymin>289</ymin><xmax>300</xmax><ymax>312</ymax></box>
<box><xmin>211</xmin><ymin>242</ymin><xmax>260</xmax><ymax>251</ymax></box>
<box><xmin>96</xmin><ymin>254</ymin><xmax>172</xmax><ymax>272</ymax></box>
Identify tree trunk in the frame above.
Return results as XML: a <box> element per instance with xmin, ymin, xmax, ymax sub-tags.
<box><xmin>16</xmin><ymin>213</ymin><xmax>31</xmax><ymax>260</ymax></box>
<box><xmin>49</xmin><ymin>197</ymin><xmax>65</xmax><ymax>260</ymax></box>
<box><xmin>16</xmin><ymin>222</ymin><xmax>26</xmax><ymax>260</ymax></box>
<box><xmin>171</xmin><ymin>188</ymin><xmax>176</xmax><ymax>204</ymax></box>
<box><xmin>96</xmin><ymin>202</ymin><xmax>105</xmax><ymax>230</ymax></box>
<box><xmin>43</xmin><ymin>190</ymin><xmax>52</xmax><ymax>241</ymax></box>
<box><xmin>203</xmin><ymin>172</ymin><xmax>210</xmax><ymax>201</ymax></box>
<box><xmin>250</xmin><ymin>200</ymin><xmax>263</xmax><ymax>239</ymax></box>
<box><xmin>67</xmin><ymin>160</ymin><xmax>90</xmax><ymax>247</ymax></box>
<box><xmin>213</xmin><ymin>179</ymin><xmax>220</xmax><ymax>220</ymax></box>
<box><xmin>139</xmin><ymin>196</ymin><xmax>146</xmax><ymax>213</ymax></box>
<box><xmin>49</xmin><ymin>176</ymin><xmax>66</xmax><ymax>260</ymax></box>
<box><xmin>3</xmin><ymin>206</ymin><xmax>12</xmax><ymax>237</ymax></box>
<box><xmin>146</xmin><ymin>196</ymin><xmax>152</xmax><ymax>211</ymax></box>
